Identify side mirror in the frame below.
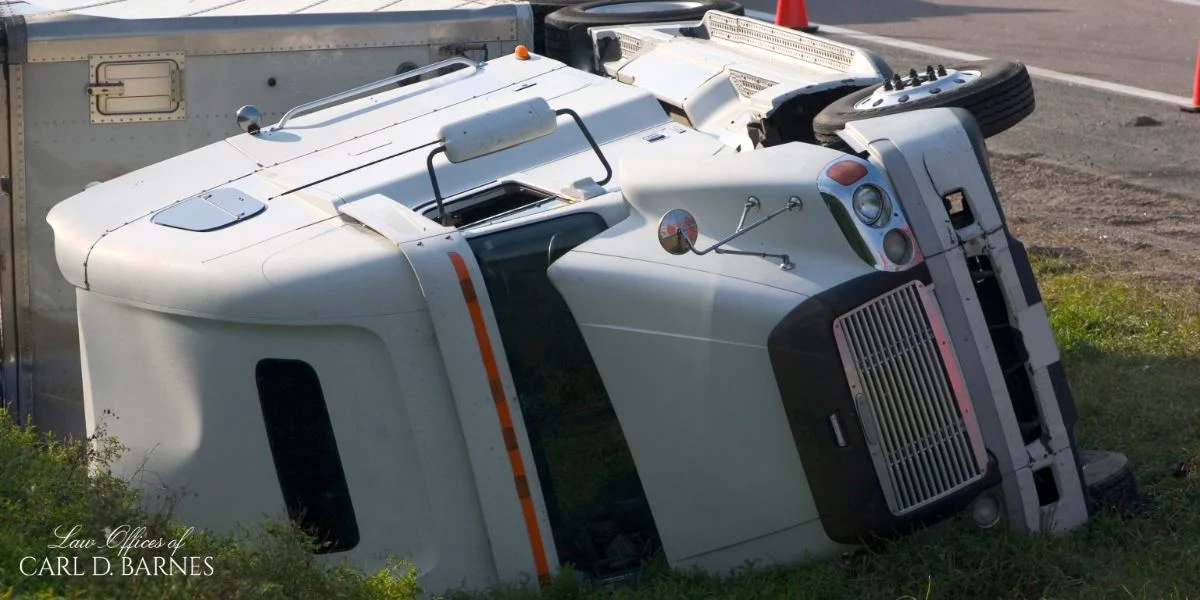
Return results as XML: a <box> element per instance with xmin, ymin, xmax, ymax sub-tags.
<box><xmin>236</xmin><ymin>105</ymin><xmax>262</xmax><ymax>134</ymax></box>
<box><xmin>657</xmin><ymin>208</ymin><xmax>699</xmax><ymax>255</ymax></box>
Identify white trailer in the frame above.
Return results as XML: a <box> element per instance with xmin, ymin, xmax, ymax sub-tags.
<box><xmin>45</xmin><ymin>11</ymin><xmax>1134</xmax><ymax>595</ymax></box>
<box><xmin>0</xmin><ymin>0</ymin><xmax>537</xmax><ymax>438</ymax></box>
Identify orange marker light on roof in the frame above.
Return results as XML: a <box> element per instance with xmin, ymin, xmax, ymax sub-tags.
<box><xmin>515</xmin><ymin>45</ymin><xmax>531</xmax><ymax>60</ymax></box>
<box><xmin>827</xmin><ymin>160</ymin><xmax>868</xmax><ymax>186</ymax></box>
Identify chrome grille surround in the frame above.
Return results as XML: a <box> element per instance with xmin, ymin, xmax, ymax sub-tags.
<box><xmin>832</xmin><ymin>281</ymin><xmax>988</xmax><ymax>515</ymax></box>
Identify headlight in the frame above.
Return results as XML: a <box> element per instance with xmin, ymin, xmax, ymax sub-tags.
<box><xmin>883</xmin><ymin>229</ymin><xmax>913</xmax><ymax>264</ymax></box>
<box><xmin>852</xmin><ymin>185</ymin><xmax>887</xmax><ymax>226</ymax></box>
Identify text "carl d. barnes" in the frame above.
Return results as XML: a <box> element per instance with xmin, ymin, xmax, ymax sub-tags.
<box><xmin>22</xmin><ymin>555</ymin><xmax>215</xmax><ymax>577</ymax></box>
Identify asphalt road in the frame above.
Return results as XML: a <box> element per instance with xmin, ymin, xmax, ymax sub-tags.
<box><xmin>738</xmin><ymin>0</ymin><xmax>1200</xmax><ymax>98</ymax></box>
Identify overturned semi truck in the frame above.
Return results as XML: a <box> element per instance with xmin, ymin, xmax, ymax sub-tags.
<box><xmin>45</xmin><ymin>8</ymin><xmax>1132</xmax><ymax>596</ymax></box>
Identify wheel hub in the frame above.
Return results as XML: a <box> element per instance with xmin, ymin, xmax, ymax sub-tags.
<box><xmin>854</xmin><ymin>65</ymin><xmax>981</xmax><ymax>110</ymax></box>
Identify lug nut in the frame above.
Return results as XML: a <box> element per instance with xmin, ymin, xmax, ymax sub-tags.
<box><xmin>908</xmin><ymin>68</ymin><xmax>921</xmax><ymax>86</ymax></box>
<box><xmin>926</xmin><ymin>65</ymin><xmax>937</xmax><ymax>81</ymax></box>
<box><xmin>937</xmin><ymin>64</ymin><xmax>948</xmax><ymax>76</ymax></box>
<box><xmin>892</xmin><ymin>73</ymin><xmax>905</xmax><ymax>90</ymax></box>
<box><xmin>883</xmin><ymin>78</ymin><xmax>893</xmax><ymax>91</ymax></box>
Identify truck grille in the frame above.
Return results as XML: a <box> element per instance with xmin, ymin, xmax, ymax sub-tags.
<box><xmin>832</xmin><ymin>281</ymin><xmax>987</xmax><ymax>515</ymax></box>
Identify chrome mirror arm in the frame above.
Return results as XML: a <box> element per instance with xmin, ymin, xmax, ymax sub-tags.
<box><xmin>684</xmin><ymin>237</ymin><xmax>794</xmax><ymax>271</ymax></box>
<box><xmin>682</xmin><ymin>196</ymin><xmax>801</xmax><ymax>270</ymax></box>
<box><xmin>736</xmin><ymin>196</ymin><xmax>760</xmax><ymax>231</ymax></box>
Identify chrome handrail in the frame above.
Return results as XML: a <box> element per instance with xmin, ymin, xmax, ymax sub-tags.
<box><xmin>271</xmin><ymin>56</ymin><xmax>482</xmax><ymax>132</ymax></box>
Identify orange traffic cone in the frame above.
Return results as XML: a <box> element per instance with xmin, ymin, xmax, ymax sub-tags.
<box><xmin>775</xmin><ymin>0</ymin><xmax>818</xmax><ymax>33</ymax></box>
<box><xmin>1184</xmin><ymin>40</ymin><xmax>1200</xmax><ymax>113</ymax></box>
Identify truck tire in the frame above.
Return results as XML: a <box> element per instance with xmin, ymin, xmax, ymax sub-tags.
<box><xmin>1080</xmin><ymin>449</ymin><xmax>1138</xmax><ymax>514</ymax></box>
<box><xmin>530</xmin><ymin>0</ymin><xmax>593</xmax><ymax>54</ymax></box>
<box><xmin>544</xmin><ymin>0</ymin><xmax>744</xmax><ymax>70</ymax></box>
<box><xmin>811</xmin><ymin>60</ymin><xmax>1034</xmax><ymax>145</ymax></box>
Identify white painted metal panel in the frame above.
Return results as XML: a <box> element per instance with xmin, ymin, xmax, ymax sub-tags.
<box><xmin>549</xmin><ymin>251</ymin><xmax>832</xmax><ymax>562</ymax></box>
<box><xmin>75</xmin><ymin>288</ymin><xmax>501</xmax><ymax>593</ymax></box>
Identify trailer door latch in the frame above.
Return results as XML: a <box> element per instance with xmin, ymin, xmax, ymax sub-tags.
<box><xmin>85</xmin><ymin>82</ymin><xmax>125</xmax><ymax>97</ymax></box>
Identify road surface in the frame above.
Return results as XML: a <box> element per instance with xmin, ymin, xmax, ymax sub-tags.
<box><xmin>740</xmin><ymin>0</ymin><xmax>1200</xmax><ymax>98</ymax></box>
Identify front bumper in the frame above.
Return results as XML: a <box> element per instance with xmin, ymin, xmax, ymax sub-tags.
<box><xmin>771</xmin><ymin>107</ymin><xmax>1090</xmax><ymax>541</ymax></box>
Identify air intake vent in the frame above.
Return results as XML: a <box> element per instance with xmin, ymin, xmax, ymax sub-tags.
<box><xmin>728</xmin><ymin>69</ymin><xmax>778</xmax><ymax>97</ymax></box>
<box><xmin>705</xmin><ymin>12</ymin><xmax>855</xmax><ymax>72</ymax></box>
<box><xmin>617</xmin><ymin>33</ymin><xmax>644</xmax><ymax>58</ymax></box>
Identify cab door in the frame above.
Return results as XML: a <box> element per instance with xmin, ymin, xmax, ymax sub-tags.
<box><xmin>397</xmin><ymin>228</ymin><xmax>559</xmax><ymax>586</ymax></box>
<box><xmin>460</xmin><ymin>209</ymin><xmax>663</xmax><ymax>582</ymax></box>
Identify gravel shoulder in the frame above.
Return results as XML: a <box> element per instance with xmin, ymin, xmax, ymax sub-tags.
<box><xmin>991</xmin><ymin>152</ymin><xmax>1200</xmax><ymax>285</ymax></box>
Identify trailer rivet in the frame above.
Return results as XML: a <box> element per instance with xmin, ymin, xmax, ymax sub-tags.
<box><xmin>267</xmin><ymin>77</ymin><xmax>276</xmax><ymax>87</ymax></box>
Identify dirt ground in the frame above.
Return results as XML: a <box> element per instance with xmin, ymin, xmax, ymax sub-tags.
<box><xmin>989</xmin><ymin>151</ymin><xmax>1200</xmax><ymax>286</ymax></box>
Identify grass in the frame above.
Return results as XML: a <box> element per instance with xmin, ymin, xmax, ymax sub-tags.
<box><xmin>3</xmin><ymin>253</ymin><xmax>1200</xmax><ymax>599</ymax></box>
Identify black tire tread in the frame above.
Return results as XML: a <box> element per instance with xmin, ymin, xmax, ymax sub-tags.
<box><xmin>544</xmin><ymin>0</ymin><xmax>743</xmax><ymax>28</ymax></box>
<box><xmin>542</xmin><ymin>0</ymin><xmax>743</xmax><ymax>65</ymax></box>
<box><xmin>530</xmin><ymin>0</ymin><xmax>591</xmax><ymax>54</ymax></box>
<box><xmin>1080</xmin><ymin>450</ymin><xmax>1138</xmax><ymax>513</ymax></box>
<box><xmin>543</xmin><ymin>17</ymin><xmax>572</xmax><ymax>60</ymax></box>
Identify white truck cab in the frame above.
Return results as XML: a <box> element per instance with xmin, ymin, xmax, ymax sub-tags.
<box><xmin>46</xmin><ymin>11</ymin><xmax>1120</xmax><ymax>595</ymax></box>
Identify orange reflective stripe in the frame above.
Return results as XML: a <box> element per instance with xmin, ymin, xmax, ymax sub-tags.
<box><xmin>447</xmin><ymin>252</ymin><xmax>551</xmax><ymax>585</ymax></box>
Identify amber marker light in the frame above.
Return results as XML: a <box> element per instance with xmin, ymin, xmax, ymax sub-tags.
<box><xmin>827</xmin><ymin>160</ymin><xmax>868</xmax><ymax>186</ymax></box>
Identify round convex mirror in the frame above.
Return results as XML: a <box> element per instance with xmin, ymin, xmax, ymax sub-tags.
<box><xmin>658</xmin><ymin>208</ymin><xmax>699</xmax><ymax>255</ymax></box>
